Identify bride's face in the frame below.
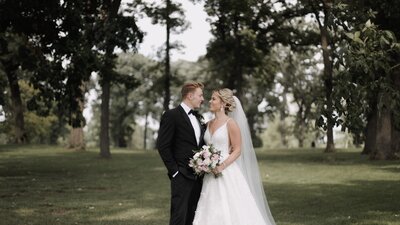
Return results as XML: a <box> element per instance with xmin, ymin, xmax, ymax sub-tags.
<box><xmin>209</xmin><ymin>92</ymin><xmax>223</xmax><ymax>113</ymax></box>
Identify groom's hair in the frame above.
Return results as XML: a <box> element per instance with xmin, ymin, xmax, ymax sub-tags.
<box><xmin>181</xmin><ymin>81</ymin><xmax>204</xmax><ymax>99</ymax></box>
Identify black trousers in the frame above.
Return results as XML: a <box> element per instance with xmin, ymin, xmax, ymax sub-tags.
<box><xmin>170</xmin><ymin>174</ymin><xmax>202</xmax><ymax>225</ymax></box>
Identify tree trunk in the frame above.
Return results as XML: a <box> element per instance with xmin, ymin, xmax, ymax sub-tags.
<box><xmin>113</xmin><ymin>111</ymin><xmax>127</xmax><ymax>148</ymax></box>
<box><xmin>98</xmin><ymin>0</ymin><xmax>122</xmax><ymax>158</ymax></box>
<box><xmin>295</xmin><ymin>101</ymin><xmax>307</xmax><ymax>148</ymax></box>
<box><xmin>68</xmin><ymin>83</ymin><xmax>86</xmax><ymax>150</ymax></box>
<box><xmin>68</xmin><ymin>127</ymin><xmax>85</xmax><ymax>151</ymax></box>
<box><xmin>391</xmin><ymin>125</ymin><xmax>400</xmax><ymax>157</ymax></box>
<box><xmin>117</xmin><ymin>131</ymin><xmax>127</xmax><ymax>148</ymax></box>
<box><xmin>227</xmin><ymin>14</ymin><xmax>244</xmax><ymax>98</ymax></box>
<box><xmin>370</xmin><ymin>91</ymin><xmax>392</xmax><ymax>159</ymax></box>
<box><xmin>163</xmin><ymin>0</ymin><xmax>171</xmax><ymax>112</ymax></box>
<box><xmin>246</xmin><ymin>105</ymin><xmax>262</xmax><ymax>147</ymax></box>
<box><xmin>353</xmin><ymin>133</ymin><xmax>362</xmax><ymax>148</ymax></box>
<box><xmin>5</xmin><ymin>66</ymin><xmax>27</xmax><ymax>143</ymax></box>
<box><xmin>279</xmin><ymin>92</ymin><xmax>289</xmax><ymax>148</ymax></box>
<box><xmin>144</xmin><ymin>110</ymin><xmax>149</xmax><ymax>150</ymax></box>
<box><xmin>299</xmin><ymin>138</ymin><xmax>304</xmax><ymax>148</ymax></box>
<box><xmin>100</xmin><ymin>75</ymin><xmax>111</xmax><ymax>158</ymax></box>
<box><xmin>362</xmin><ymin>105</ymin><xmax>377</xmax><ymax>154</ymax></box>
<box><xmin>318</xmin><ymin>17</ymin><xmax>335</xmax><ymax>153</ymax></box>
<box><xmin>391</xmin><ymin>70</ymin><xmax>400</xmax><ymax>157</ymax></box>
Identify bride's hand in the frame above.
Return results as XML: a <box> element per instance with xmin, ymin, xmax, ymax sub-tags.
<box><xmin>213</xmin><ymin>162</ymin><xmax>225</xmax><ymax>175</ymax></box>
<box><xmin>212</xmin><ymin>166</ymin><xmax>222</xmax><ymax>175</ymax></box>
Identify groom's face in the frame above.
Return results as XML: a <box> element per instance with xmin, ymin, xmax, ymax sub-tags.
<box><xmin>189</xmin><ymin>88</ymin><xmax>204</xmax><ymax>109</ymax></box>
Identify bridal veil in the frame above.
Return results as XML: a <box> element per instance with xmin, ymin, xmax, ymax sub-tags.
<box><xmin>229</xmin><ymin>96</ymin><xmax>276</xmax><ymax>225</ymax></box>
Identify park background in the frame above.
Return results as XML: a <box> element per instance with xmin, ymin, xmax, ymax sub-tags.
<box><xmin>1</xmin><ymin>0</ymin><xmax>400</xmax><ymax>224</ymax></box>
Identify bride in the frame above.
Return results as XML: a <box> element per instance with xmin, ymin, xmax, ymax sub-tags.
<box><xmin>193</xmin><ymin>88</ymin><xmax>276</xmax><ymax>225</ymax></box>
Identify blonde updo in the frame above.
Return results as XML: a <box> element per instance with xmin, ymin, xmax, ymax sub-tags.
<box><xmin>214</xmin><ymin>88</ymin><xmax>236</xmax><ymax>113</ymax></box>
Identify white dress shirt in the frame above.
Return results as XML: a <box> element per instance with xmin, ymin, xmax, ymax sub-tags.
<box><xmin>180</xmin><ymin>102</ymin><xmax>201</xmax><ymax>145</ymax></box>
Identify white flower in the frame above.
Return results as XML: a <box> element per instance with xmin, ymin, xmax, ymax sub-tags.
<box><xmin>189</xmin><ymin>144</ymin><xmax>222</xmax><ymax>177</ymax></box>
<box><xmin>193</xmin><ymin>152</ymin><xmax>201</xmax><ymax>160</ymax></box>
<box><xmin>203</xmin><ymin>158</ymin><xmax>211</xmax><ymax>166</ymax></box>
<box><xmin>202</xmin><ymin>145</ymin><xmax>210</xmax><ymax>151</ymax></box>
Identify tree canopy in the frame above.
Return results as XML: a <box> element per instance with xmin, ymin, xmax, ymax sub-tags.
<box><xmin>1</xmin><ymin>0</ymin><xmax>399</xmax><ymax>159</ymax></box>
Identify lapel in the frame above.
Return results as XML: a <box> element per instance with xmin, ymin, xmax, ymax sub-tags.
<box><xmin>177</xmin><ymin>105</ymin><xmax>197</xmax><ymax>145</ymax></box>
<box><xmin>194</xmin><ymin>112</ymin><xmax>206</xmax><ymax>148</ymax></box>
<box><xmin>198</xmin><ymin>117</ymin><xmax>206</xmax><ymax>147</ymax></box>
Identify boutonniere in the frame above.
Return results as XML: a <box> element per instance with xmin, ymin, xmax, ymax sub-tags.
<box><xmin>190</xmin><ymin>110</ymin><xmax>206</xmax><ymax>127</ymax></box>
<box><xmin>198</xmin><ymin>115</ymin><xmax>206</xmax><ymax>127</ymax></box>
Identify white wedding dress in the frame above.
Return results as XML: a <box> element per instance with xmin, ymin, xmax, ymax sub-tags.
<box><xmin>193</xmin><ymin>120</ymin><xmax>273</xmax><ymax>225</ymax></box>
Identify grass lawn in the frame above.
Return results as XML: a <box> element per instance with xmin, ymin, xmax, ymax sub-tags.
<box><xmin>0</xmin><ymin>145</ymin><xmax>399</xmax><ymax>225</ymax></box>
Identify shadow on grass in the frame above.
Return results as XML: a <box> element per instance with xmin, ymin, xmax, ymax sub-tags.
<box><xmin>1</xmin><ymin>147</ymin><xmax>399</xmax><ymax>225</ymax></box>
<box><xmin>258</xmin><ymin>149</ymin><xmax>400</xmax><ymax>168</ymax></box>
<box><xmin>268</xmin><ymin>180</ymin><xmax>400</xmax><ymax>225</ymax></box>
<box><xmin>0</xmin><ymin>148</ymin><xmax>170</xmax><ymax>225</ymax></box>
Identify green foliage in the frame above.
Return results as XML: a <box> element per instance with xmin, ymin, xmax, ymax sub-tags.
<box><xmin>357</xmin><ymin>0</ymin><xmax>400</xmax><ymax>38</ymax></box>
<box><xmin>0</xmin><ymin>69</ymin><xmax>8</xmax><ymax>109</ymax></box>
<box><xmin>87</xmin><ymin>53</ymin><xmax>162</xmax><ymax>148</ymax></box>
<box><xmin>1</xmin><ymin>0</ymin><xmax>400</xmax><ymax>152</ymax></box>
<box><xmin>336</xmin><ymin>20</ymin><xmax>400</xmax><ymax>132</ymax></box>
<box><xmin>0</xmin><ymin>79</ymin><xmax>68</xmax><ymax>144</ymax></box>
<box><xmin>135</xmin><ymin>0</ymin><xmax>189</xmax><ymax>33</ymax></box>
<box><xmin>272</xmin><ymin>45</ymin><xmax>324</xmax><ymax>147</ymax></box>
<box><xmin>24</xmin><ymin>112</ymin><xmax>58</xmax><ymax>144</ymax></box>
<box><xmin>200</xmin><ymin>0</ymin><xmax>293</xmax><ymax>146</ymax></box>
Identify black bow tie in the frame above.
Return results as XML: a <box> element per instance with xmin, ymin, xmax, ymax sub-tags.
<box><xmin>189</xmin><ymin>110</ymin><xmax>199</xmax><ymax>116</ymax></box>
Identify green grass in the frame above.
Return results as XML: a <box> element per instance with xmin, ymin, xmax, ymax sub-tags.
<box><xmin>0</xmin><ymin>145</ymin><xmax>399</xmax><ymax>225</ymax></box>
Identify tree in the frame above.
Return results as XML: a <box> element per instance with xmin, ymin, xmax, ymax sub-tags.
<box><xmin>110</xmin><ymin>53</ymin><xmax>157</xmax><ymax>148</ymax></box>
<box><xmin>92</xmin><ymin>0</ymin><xmax>143</xmax><ymax>158</ymax></box>
<box><xmin>58</xmin><ymin>0</ymin><xmax>101</xmax><ymax>150</ymax></box>
<box><xmin>137</xmin><ymin>0</ymin><xmax>189</xmax><ymax>111</ymax></box>
<box><xmin>0</xmin><ymin>33</ymin><xmax>29</xmax><ymax>143</ymax></box>
<box><xmin>355</xmin><ymin>0</ymin><xmax>400</xmax><ymax>157</ymax></box>
<box><xmin>296</xmin><ymin>0</ymin><xmax>340</xmax><ymax>152</ymax></box>
<box><xmin>197</xmin><ymin>0</ymin><xmax>297</xmax><ymax>145</ymax></box>
<box><xmin>340</xmin><ymin>21</ymin><xmax>400</xmax><ymax>159</ymax></box>
<box><xmin>0</xmin><ymin>0</ymin><xmax>61</xmax><ymax>143</ymax></box>
<box><xmin>328</xmin><ymin>0</ymin><xmax>400</xmax><ymax>159</ymax></box>
<box><xmin>0</xmin><ymin>0</ymin><xmax>98</xmax><ymax>147</ymax></box>
<box><xmin>275</xmin><ymin>45</ymin><xmax>323</xmax><ymax>148</ymax></box>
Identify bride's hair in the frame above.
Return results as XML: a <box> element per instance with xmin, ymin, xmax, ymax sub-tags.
<box><xmin>214</xmin><ymin>88</ymin><xmax>236</xmax><ymax>113</ymax></box>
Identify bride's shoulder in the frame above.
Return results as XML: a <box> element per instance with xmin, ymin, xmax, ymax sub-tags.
<box><xmin>226</xmin><ymin>117</ymin><xmax>240</xmax><ymax>134</ymax></box>
<box><xmin>226</xmin><ymin>117</ymin><xmax>238</xmax><ymax>127</ymax></box>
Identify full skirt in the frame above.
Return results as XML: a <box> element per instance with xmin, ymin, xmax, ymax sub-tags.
<box><xmin>193</xmin><ymin>161</ymin><xmax>267</xmax><ymax>225</ymax></box>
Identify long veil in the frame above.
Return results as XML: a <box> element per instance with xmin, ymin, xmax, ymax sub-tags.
<box><xmin>229</xmin><ymin>96</ymin><xmax>276</xmax><ymax>225</ymax></box>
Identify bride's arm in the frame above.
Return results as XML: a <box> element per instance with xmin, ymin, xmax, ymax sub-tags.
<box><xmin>214</xmin><ymin>119</ymin><xmax>241</xmax><ymax>174</ymax></box>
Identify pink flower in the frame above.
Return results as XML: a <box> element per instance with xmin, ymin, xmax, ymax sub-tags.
<box><xmin>189</xmin><ymin>144</ymin><xmax>222</xmax><ymax>177</ymax></box>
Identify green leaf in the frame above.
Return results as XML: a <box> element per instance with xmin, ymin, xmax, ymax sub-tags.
<box><xmin>345</xmin><ymin>32</ymin><xmax>354</xmax><ymax>39</ymax></box>
<box><xmin>365</xmin><ymin>19</ymin><xmax>372</xmax><ymax>28</ymax></box>
<box><xmin>380</xmin><ymin>36</ymin><xmax>390</xmax><ymax>48</ymax></box>
<box><xmin>354</xmin><ymin>31</ymin><xmax>360</xmax><ymax>39</ymax></box>
<box><xmin>354</xmin><ymin>37</ymin><xmax>364</xmax><ymax>45</ymax></box>
<box><xmin>384</xmin><ymin>30</ymin><xmax>396</xmax><ymax>42</ymax></box>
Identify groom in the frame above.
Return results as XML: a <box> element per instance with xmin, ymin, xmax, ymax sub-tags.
<box><xmin>157</xmin><ymin>81</ymin><xmax>206</xmax><ymax>225</ymax></box>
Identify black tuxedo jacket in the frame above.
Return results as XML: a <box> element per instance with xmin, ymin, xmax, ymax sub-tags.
<box><xmin>157</xmin><ymin>105</ymin><xmax>206</xmax><ymax>180</ymax></box>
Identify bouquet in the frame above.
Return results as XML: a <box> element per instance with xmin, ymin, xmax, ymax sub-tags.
<box><xmin>189</xmin><ymin>144</ymin><xmax>222</xmax><ymax>177</ymax></box>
